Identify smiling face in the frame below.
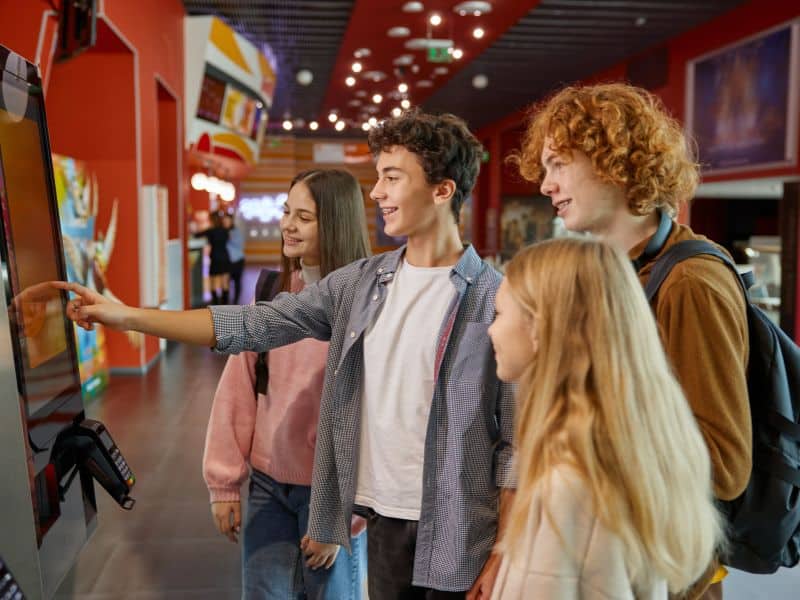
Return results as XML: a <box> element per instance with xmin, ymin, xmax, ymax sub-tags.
<box><xmin>539</xmin><ymin>139</ymin><xmax>627</xmax><ymax>236</ymax></box>
<box><xmin>488</xmin><ymin>279</ymin><xmax>538</xmax><ymax>383</ymax></box>
<box><xmin>369</xmin><ymin>145</ymin><xmax>447</xmax><ymax>238</ymax></box>
<box><xmin>280</xmin><ymin>181</ymin><xmax>320</xmax><ymax>266</ymax></box>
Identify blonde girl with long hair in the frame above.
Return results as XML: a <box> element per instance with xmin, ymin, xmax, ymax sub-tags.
<box><xmin>487</xmin><ymin>238</ymin><xmax>724</xmax><ymax>599</ymax></box>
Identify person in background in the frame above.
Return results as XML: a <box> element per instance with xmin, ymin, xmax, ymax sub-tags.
<box><xmin>511</xmin><ymin>82</ymin><xmax>750</xmax><ymax>598</ymax></box>
<box><xmin>204</xmin><ymin>169</ymin><xmax>371</xmax><ymax>599</ymax></box>
<box><xmin>223</xmin><ymin>212</ymin><xmax>246</xmax><ymax>304</ymax></box>
<box><xmin>487</xmin><ymin>238</ymin><xmax>724</xmax><ymax>599</ymax></box>
<box><xmin>195</xmin><ymin>211</ymin><xmax>231</xmax><ymax>304</ymax></box>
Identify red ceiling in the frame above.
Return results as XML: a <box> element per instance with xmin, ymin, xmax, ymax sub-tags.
<box><xmin>320</xmin><ymin>0</ymin><xmax>541</xmax><ymax>126</ymax></box>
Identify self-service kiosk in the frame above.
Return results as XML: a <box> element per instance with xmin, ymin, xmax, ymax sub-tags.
<box><xmin>0</xmin><ymin>46</ymin><xmax>134</xmax><ymax>600</ymax></box>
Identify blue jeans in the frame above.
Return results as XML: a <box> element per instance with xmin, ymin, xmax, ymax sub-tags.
<box><xmin>243</xmin><ymin>470</ymin><xmax>367</xmax><ymax>600</ymax></box>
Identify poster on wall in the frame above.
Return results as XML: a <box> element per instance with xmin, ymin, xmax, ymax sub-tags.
<box><xmin>500</xmin><ymin>196</ymin><xmax>556</xmax><ymax>261</ymax></box>
<box><xmin>686</xmin><ymin>20</ymin><xmax>799</xmax><ymax>175</ymax></box>
<box><xmin>52</xmin><ymin>154</ymin><xmax>110</xmax><ymax>399</ymax></box>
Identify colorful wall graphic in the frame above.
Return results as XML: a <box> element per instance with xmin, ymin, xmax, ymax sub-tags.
<box><xmin>52</xmin><ymin>154</ymin><xmax>111</xmax><ymax>399</ymax></box>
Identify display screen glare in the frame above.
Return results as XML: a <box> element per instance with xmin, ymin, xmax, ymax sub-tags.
<box><xmin>0</xmin><ymin>66</ymin><xmax>80</xmax><ymax>417</ymax></box>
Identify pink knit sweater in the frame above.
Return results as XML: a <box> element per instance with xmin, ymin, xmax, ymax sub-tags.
<box><xmin>202</xmin><ymin>272</ymin><xmax>328</xmax><ymax>501</ymax></box>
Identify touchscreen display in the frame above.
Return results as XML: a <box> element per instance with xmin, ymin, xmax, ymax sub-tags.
<box><xmin>0</xmin><ymin>61</ymin><xmax>80</xmax><ymax>418</ymax></box>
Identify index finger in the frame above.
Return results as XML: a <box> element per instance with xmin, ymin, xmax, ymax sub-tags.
<box><xmin>50</xmin><ymin>280</ymin><xmax>95</xmax><ymax>300</ymax></box>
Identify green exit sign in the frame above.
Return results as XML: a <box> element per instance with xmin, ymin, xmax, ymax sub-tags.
<box><xmin>427</xmin><ymin>47</ymin><xmax>452</xmax><ymax>63</ymax></box>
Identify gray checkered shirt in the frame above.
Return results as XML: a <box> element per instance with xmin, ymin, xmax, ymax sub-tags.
<box><xmin>209</xmin><ymin>245</ymin><xmax>515</xmax><ymax>591</ymax></box>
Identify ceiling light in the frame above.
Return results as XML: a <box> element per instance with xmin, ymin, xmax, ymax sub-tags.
<box><xmin>429</xmin><ymin>13</ymin><xmax>442</xmax><ymax>26</ymax></box>
<box><xmin>434</xmin><ymin>66</ymin><xmax>448</xmax><ymax>75</ymax></box>
<box><xmin>393</xmin><ymin>54</ymin><xmax>415</xmax><ymax>66</ymax></box>
<box><xmin>346</xmin><ymin>76</ymin><xmax>356</xmax><ymax>86</ymax></box>
<box><xmin>472</xmin><ymin>74</ymin><xmax>488</xmax><ymax>89</ymax></box>
<box><xmin>372</xmin><ymin>93</ymin><xmax>383</xmax><ymax>104</ymax></box>
<box><xmin>402</xmin><ymin>1</ymin><xmax>424</xmax><ymax>12</ymax></box>
<box><xmin>352</xmin><ymin>61</ymin><xmax>363</xmax><ymax>73</ymax></box>
<box><xmin>405</xmin><ymin>38</ymin><xmax>454</xmax><ymax>50</ymax></box>
<box><xmin>364</xmin><ymin>70</ymin><xmax>387</xmax><ymax>82</ymax></box>
<box><xmin>191</xmin><ymin>173</ymin><xmax>208</xmax><ymax>191</ymax></box>
<box><xmin>335</xmin><ymin>120</ymin><xmax>346</xmax><ymax>131</ymax></box>
<box><xmin>388</xmin><ymin>26</ymin><xmax>411</xmax><ymax>38</ymax></box>
<box><xmin>635</xmin><ymin>16</ymin><xmax>647</xmax><ymax>26</ymax></box>
<box><xmin>401</xmin><ymin>99</ymin><xmax>411</xmax><ymax>109</ymax></box>
<box><xmin>309</xmin><ymin>121</ymin><xmax>319</xmax><ymax>131</ymax></box>
<box><xmin>472</xmin><ymin>27</ymin><xmax>485</xmax><ymax>39</ymax></box>
<box><xmin>416</xmin><ymin>79</ymin><xmax>433</xmax><ymax>88</ymax></box>
<box><xmin>411</xmin><ymin>64</ymin><xmax>420</xmax><ymax>73</ymax></box>
<box><xmin>293</xmin><ymin>118</ymin><xmax>306</xmax><ymax>128</ymax></box>
<box><xmin>453</xmin><ymin>1</ymin><xmax>492</xmax><ymax>16</ymax></box>
<box><xmin>355</xmin><ymin>90</ymin><xmax>368</xmax><ymax>98</ymax></box>
<box><xmin>452</xmin><ymin>48</ymin><xmax>463</xmax><ymax>59</ymax></box>
<box><xmin>362</xmin><ymin>122</ymin><xmax>371</xmax><ymax>131</ymax></box>
<box><xmin>282</xmin><ymin>119</ymin><xmax>293</xmax><ymax>131</ymax></box>
<box><xmin>368</xmin><ymin>117</ymin><xmax>378</xmax><ymax>127</ymax></box>
<box><xmin>392</xmin><ymin>107</ymin><xmax>402</xmax><ymax>118</ymax></box>
<box><xmin>295</xmin><ymin>69</ymin><xmax>313</xmax><ymax>86</ymax></box>
<box><xmin>398</xmin><ymin>82</ymin><xmax>408</xmax><ymax>93</ymax></box>
<box><xmin>354</xmin><ymin>47</ymin><xmax>371</xmax><ymax>58</ymax></box>
<box><xmin>348</xmin><ymin>99</ymin><xmax>363</xmax><ymax>107</ymax></box>
<box><xmin>328</xmin><ymin>112</ymin><xmax>338</xmax><ymax>123</ymax></box>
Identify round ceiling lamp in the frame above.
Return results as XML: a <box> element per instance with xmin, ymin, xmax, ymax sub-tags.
<box><xmin>354</xmin><ymin>47</ymin><xmax>371</xmax><ymax>58</ymax></box>
<box><xmin>309</xmin><ymin>121</ymin><xmax>319</xmax><ymax>131</ymax></box>
<box><xmin>453</xmin><ymin>1</ymin><xmax>492</xmax><ymax>16</ymax></box>
<box><xmin>402</xmin><ymin>1</ymin><xmax>424</xmax><ymax>12</ymax></box>
<box><xmin>388</xmin><ymin>26</ymin><xmax>411</xmax><ymax>38</ymax></box>
<box><xmin>472</xmin><ymin>74</ymin><xmax>488</xmax><ymax>89</ymax></box>
<box><xmin>295</xmin><ymin>69</ymin><xmax>313</xmax><ymax>86</ymax></box>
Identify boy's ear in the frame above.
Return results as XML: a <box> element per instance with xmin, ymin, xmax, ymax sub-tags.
<box><xmin>432</xmin><ymin>179</ymin><xmax>456</xmax><ymax>207</ymax></box>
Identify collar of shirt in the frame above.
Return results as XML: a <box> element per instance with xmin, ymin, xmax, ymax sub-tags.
<box><xmin>371</xmin><ymin>244</ymin><xmax>484</xmax><ymax>286</ymax></box>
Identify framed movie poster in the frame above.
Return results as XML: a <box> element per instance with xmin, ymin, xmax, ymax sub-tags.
<box><xmin>500</xmin><ymin>196</ymin><xmax>554</xmax><ymax>261</ymax></box>
<box><xmin>685</xmin><ymin>20</ymin><xmax>800</xmax><ymax>176</ymax></box>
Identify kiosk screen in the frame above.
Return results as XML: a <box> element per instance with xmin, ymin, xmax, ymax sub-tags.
<box><xmin>0</xmin><ymin>54</ymin><xmax>81</xmax><ymax>421</ymax></box>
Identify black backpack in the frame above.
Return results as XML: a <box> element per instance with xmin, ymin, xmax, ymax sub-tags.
<box><xmin>253</xmin><ymin>269</ymin><xmax>281</xmax><ymax>396</ymax></box>
<box><xmin>644</xmin><ymin>239</ymin><xmax>800</xmax><ymax>574</ymax></box>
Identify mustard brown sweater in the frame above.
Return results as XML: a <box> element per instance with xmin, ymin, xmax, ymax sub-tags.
<box><xmin>631</xmin><ymin>221</ymin><xmax>752</xmax><ymax>501</ymax></box>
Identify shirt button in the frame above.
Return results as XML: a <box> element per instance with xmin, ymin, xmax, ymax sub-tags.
<box><xmin>466</xmin><ymin>276</ymin><xmax>473</xmax><ymax>283</ymax></box>
<box><xmin>350</xmin><ymin>331</ymin><xmax>356</xmax><ymax>338</ymax></box>
<box><xmin>377</xmin><ymin>267</ymin><xmax>384</xmax><ymax>274</ymax></box>
<box><xmin>372</xmin><ymin>294</ymin><xmax>378</xmax><ymax>301</ymax></box>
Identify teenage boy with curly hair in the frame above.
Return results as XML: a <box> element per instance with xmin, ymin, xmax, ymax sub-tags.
<box><xmin>511</xmin><ymin>82</ymin><xmax>750</xmax><ymax>600</ymax></box>
<box><xmin>58</xmin><ymin>109</ymin><xmax>515</xmax><ymax>600</ymax></box>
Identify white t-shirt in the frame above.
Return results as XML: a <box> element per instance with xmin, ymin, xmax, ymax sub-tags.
<box><xmin>355</xmin><ymin>259</ymin><xmax>455</xmax><ymax>520</ymax></box>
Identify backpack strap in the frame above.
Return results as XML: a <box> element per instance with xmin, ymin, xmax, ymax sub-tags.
<box><xmin>254</xmin><ymin>269</ymin><xmax>281</xmax><ymax>303</ymax></box>
<box><xmin>643</xmin><ymin>239</ymin><xmax>753</xmax><ymax>303</ymax></box>
<box><xmin>253</xmin><ymin>269</ymin><xmax>281</xmax><ymax>396</ymax></box>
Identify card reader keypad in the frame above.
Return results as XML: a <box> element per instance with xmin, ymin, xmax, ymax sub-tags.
<box><xmin>0</xmin><ymin>558</ymin><xmax>24</xmax><ymax>600</ymax></box>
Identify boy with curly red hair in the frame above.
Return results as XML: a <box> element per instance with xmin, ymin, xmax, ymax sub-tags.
<box><xmin>511</xmin><ymin>82</ymin><xmax>751</xmax><ymax>600</ymax></box>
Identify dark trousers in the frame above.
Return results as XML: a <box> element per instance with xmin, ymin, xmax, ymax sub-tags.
<box><xmin>229</xmin><ymin>258</ymin><xmax>245</xmax><ymax>303</ymax></box>
<box><xmin>365</xmin><ymin>511</ymin><xmax>466</xmax><ymax>600</ymax></box>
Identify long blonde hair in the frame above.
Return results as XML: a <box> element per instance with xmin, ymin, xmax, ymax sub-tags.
<box><xmin>500</xmin><ymin>238</ymin><xmax>723</xmax><ymax>594</ymax></box>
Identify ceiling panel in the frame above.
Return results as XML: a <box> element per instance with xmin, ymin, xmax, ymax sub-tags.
<box><xmin>182</xmin><ymin>0</ymin><xmax>749</xmax><ymax>137</ymax></box>
<box><xmin>423</xmin><ymin>0</ymin><xmax>748</xmax><ymax>130</ymax></box>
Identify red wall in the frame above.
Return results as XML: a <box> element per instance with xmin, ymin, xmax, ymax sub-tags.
<box><xmin>0</xmin><ymin>0</ymin><xmax>187</xmax><ymax>369</ymax></box>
